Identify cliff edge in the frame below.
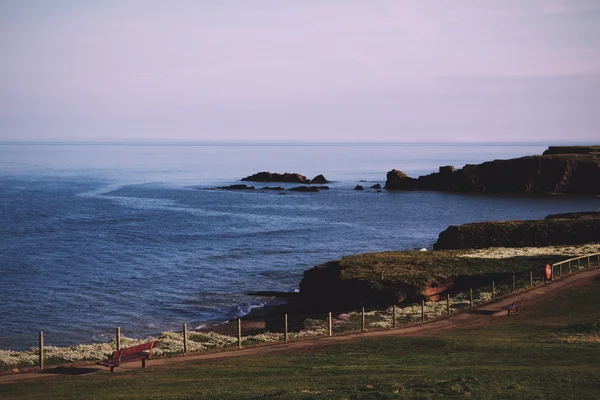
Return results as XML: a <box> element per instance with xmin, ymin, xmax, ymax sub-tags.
<box><xmin>386</xmin><ymin>146</ymin><xmax>600</xmax><ymax>194</ymax></box>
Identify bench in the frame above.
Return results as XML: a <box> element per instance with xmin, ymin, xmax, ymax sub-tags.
<box><xmin>97</xmin><ymin>341</ymin><xmax>159</xmax><ymax>372</ymax></box>
<box><xmin>502</xmin><ymin>300</ymin><xmax>522</xmax><ymax>316</ymax></box>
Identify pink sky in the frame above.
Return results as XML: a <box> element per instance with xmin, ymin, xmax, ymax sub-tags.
<box><xmin>1</xmin><ymin>0</ymin><xmax>599</xmax><ymax>142</ymax></box>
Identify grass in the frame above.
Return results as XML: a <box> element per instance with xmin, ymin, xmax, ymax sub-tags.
<box><xmin>2</xmin><ymin>275</ymin><xmax>600</xmax><ymax>399</ymax></box>
<box><xmin>337</xmin><ymin>250</ymin><xmax>563</xmax><ymax>287</ymax></box>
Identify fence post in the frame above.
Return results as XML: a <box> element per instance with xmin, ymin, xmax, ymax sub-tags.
<box><xmin>361</xmin><ymin>308</ymin><xmax>365</xmax><ymax>332</ymax></box>
<box><xmin>238</xmin><ymin>319</ymin><xmax>242</xmax><ymax>349</ymax></box>
<box><xmin>492</xmin><ymin>281</ymin><xmax>496</xmax><ymax>300</ymax></box>
<box><xmin>381</xmin><ymin>269</ymin><xmax>384</xmax><ymax>281</ymax></box>
<box><xmin>530</xmin><ymin>271</ymin><xmax>533</xmax><ymax>286</ymax></box>
<box><xmin>560</xmin><ymin>264</ymin><xmax>563</xmax><ymax>277</ymax></box>
<box><xmin>421</xmin><ymin>300</ymin><xmax>425</xmax><ymax>322</ymax></box>
<box><xmin>284</xmin><ymin>314</ymin><xmax>288</xmax><ymax>342</ymax></box>
<box><xmin>116</xmin><ymin>327</ymin><xmax>121</xmax><ymax>351</ymax></box>
<box><xmin>447</xmin><ymin>294</ymin><xmax>450</xmax><ymax>315</ymax></box>
<box><xmin>183</xmin><ymin>323</ymin><xmax>188</xmax><ymax>353</ymax></box>
<box><xmin>512</xmin><ymin>274</ymin><xmax>516</xmax><ymax>292</ymax></box>
<box><xmin>588</xmin><ymin>256</ymin><xmax>591</xmax><ymax>268</ymax></box>
<box><xmin>39</xmin><ymin>331</ymin><xmax>44</xmax><ymax>370</ymax></box>
<box><xmin>569</xmin><ymin>261</ymin><xmax>572</xmax><ymax>273</ymax></box>
<box><xmin>469</xmin><ymin>289</ymin><xmax>473</xmax><ymax>309</ymax></box>
<box><xmin>392</xmin><ymin>305</ymin><xmax>396</xmax><ymax>328</ymax></box>
<box><xmin>328</xmin><ymin>312</ymin><xmax>333</xmax><ymax>337</ymax></box>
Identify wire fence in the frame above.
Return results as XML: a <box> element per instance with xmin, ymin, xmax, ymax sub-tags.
<box><xmin>1</xmin><ymin>252</ymin><xmax>599</xmax><ymax>372</ymax></box>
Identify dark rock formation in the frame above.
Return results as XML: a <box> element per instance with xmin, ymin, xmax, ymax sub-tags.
<box><xmin>434</xmin><ymin>212</ymin><xmax>600</xmax><ymax>250</ymax></box>
<box><xmin>543</xmin><ymin>146</ymin><xmax>600</xmax><ymax>156</ymax></box>
<box><xmin>385</xmin><ymin>148</ymin><xmax>600</xmax><ymax>194</ymax></box>
<box><xmin>289</xmin><ymin>186</ymin><xmax>320</xmax><ymax>192</ymax></box>
<box><xmin>370</xmin><ymin>183</ymin><xmax>382</xmax><ymax>189</ymax></box>
<box><xmin>285</xmin><ymin>261</ymin><xmax>412</xmax><ymax>313</ymax></box>
<box><xmin>315</xmin><ymin>186</ymin><xmax>330</xmax><ymax>190</ymax></box>
<box><xmin>260</xmin><ymin>186</ymin><xmax>285</xmax><ymax>191</ymax></box>
<box><xmin>310</xmin><ymin>174</ymin><xmax>329</xmax><ymax>184</ymax></box>
<box><xmin>218</xmin><ymin>184</ymin><xmax>255</xmax><ymax>190</ymax></box>
<box><xmin>354</xmin><ymin>185</ymin><xmax>364</xmax><ymax>191</ymax></box>
<box><xmin>385</xmin><ymin>169</ymin><xmax>416</xmax><ymax>190</ymax></box>
<box><xmin>242</xmin><ymin>172</ymin><xmax>310</xmax><ymax>184</ymax></box>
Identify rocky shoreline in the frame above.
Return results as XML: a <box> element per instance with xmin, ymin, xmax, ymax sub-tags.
<box><xmin>233</xmin><ymin>145</ymin><xmax>600</xmax><ymax>319</ymax></box>
<box><xmin>245</xmin><ymin>211</ymin><xmax>600</xmax><ymax>320</ymax></box>
<box><xmin>385</xmin><ymin>145</ymin><xmax>600</xmax><ymax>193</ymax></box>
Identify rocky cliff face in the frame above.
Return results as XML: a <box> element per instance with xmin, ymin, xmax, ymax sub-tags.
<box><xmin>385</xmin><ymin>149</ymin><xmax>600</xmax><ymax>194</ymax></box>
<box><xmin>434</xmin><ymin>212</ymin><xmax>600</xmax><ymax>250</ymax></box>
<box><xmin>286</xmin><ymin>261</ymin><xmax>415</xmax><ymax>313</ymax></box>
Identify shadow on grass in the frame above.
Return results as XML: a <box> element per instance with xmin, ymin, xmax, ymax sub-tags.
<box><xmin>39</xmin><ymin>367</ymin><xmax>100</xmax><ymax>376</ymax></box>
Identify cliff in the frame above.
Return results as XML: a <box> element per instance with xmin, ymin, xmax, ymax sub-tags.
<box><xmin>285</xmin><ymin>250</ymin><xmax>564</xmax><ymax>313</ymax></box>
<box><xmin>386</xmin><ymin>147</ymin><xmax>600</xmax><ymax>194</ymax></box>
<box><xmin>434</xmin><ymin>212</ymin><xmax>600</xmax><ymax>250</ymax></box>
<box><xmin>285</xmin><ymin>211</ymin><xmax>599</xmax><ymax>313</ymax></box>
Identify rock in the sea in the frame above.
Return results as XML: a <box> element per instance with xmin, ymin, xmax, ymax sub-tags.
<box><xmin>218</xmin><ymin>184</ymin><xmax>255</xmax><ymax>190</ymax></box>
<box><xmin>289</xmin><ymin>186</ymin><xmax>320</xmax><ymax>192</ymax></box>
<box><xmin>310</xmin><ymin>174</ymin><xmax>329</xmax><ymax>184</ymax></box>
<box><xmin>242</xmin><ymin>172</ymin><xmax>310</xmax><ymax>184</ymax></box>
<box><xmin>260</xmin><ymin>186</ymin><xmax>285</xmax><ymax>191</ymax></box>
<box><xmin>370</xmin><ymin>183</ymin><xmax>382</xmax><ymax>189</ymax></box>
<box><xmin>384</xmin><ymin>169</ymin><xmax>416</xmax><ymax>190</ymax></box>
<box><xmin>315</xmin><ymin>186</ymin><xmax>330</xmax><ymax>190</ymax></box>
<box><xmin>354</xmin><ymin>185</ymin><xmax>364</xmax><ymax>191</ymax></box>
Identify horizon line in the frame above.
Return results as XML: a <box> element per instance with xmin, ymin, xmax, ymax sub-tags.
<box><xmin>0</xmin><ymin>140</ymin><xmax>596</xmax><ymax>147</ymax></box>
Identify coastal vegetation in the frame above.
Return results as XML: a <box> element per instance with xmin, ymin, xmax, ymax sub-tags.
<box><xmin>290</xmin><ymin>241</ymin><xmax>599</xmax><ymax>313</ymax></box>
<box><xmin>2</xmin><ymin>270</ymin><xmax>600</xmax><ymax>399</ymax></box>
<box><xmin>434</xmin><ymin>211</ymin><xmax>600</xmax><ymax>249</ymax></box>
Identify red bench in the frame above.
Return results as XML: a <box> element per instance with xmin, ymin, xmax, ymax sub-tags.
<box><xmin>97</xmin><ymin>341</ymin><xmax>159</xmax><ymax>372</ymax></box>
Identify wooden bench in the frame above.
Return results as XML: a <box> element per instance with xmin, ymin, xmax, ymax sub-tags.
<box><xmin>502</xmin><ymin>300</ymin><xmax>522</xmax><ymax>315</ymax></box>
<box><xmin>97</xmin><ymin>341</ymin><xmax>159</xmax><ymax>372</ymax></box>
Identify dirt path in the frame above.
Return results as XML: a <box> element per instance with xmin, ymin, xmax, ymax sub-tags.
<box><xmin>2</xmin><ymin>268</ymin><xmax>599</xmax><ymax>384</ymax></box>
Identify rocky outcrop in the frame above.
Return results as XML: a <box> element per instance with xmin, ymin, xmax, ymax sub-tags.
<box><xmin>543</xmin><ymin>146</ymin><xmax>600</xmax><ymax>156</ymax></box>
<box><xmin>218</xmin><ymin>184</ymin><xmax>255</xmax><ymax>190</ymax></box>
<box><xmin>286</xmin><ymin>261</ymin><xmax>414</xmax><ymax>313</ymax></box>
<box><xmin>385</xmin><ymin>169</ymin><xmax>416</xmax><ymax>190</ymax></box>
<box><xmin>354</xmin><ymin>185</ymin><xmax>364</xmax><ymax>191</ymax></box>
<box><xmin>385</xmin><ymin>147</ymin><xmax>600</xmax><ymax>194</ymax></box>
<box><xmin>370</xmin><ymin>183</ymin><xmax>382</xmax><ymax>189</ymax></box>
<box><xmin>260</xmin><ymin>186</ymin><xmax>285</xmax><ymax>191</ymax></box>
<box><xmin>242</xmin><ymin>172</ymin><xmax>329</xmax><ymax>184</ymax></box>
<box><xmin>310</xmin><ymin>174</ymin><xmax>329</xmax><ymax>184</ymax></box>
<box><xmin>289</xmin><ymin>186</ymin><xmax>320</xmax><ymax>192</ymax></box>
<box><xmin>434</xmin><ymin>212</ymin><xmax>600</xmax><ymax>250</ymax></box>
<box><xmin>242</xmin><ymin>172</ymin><xmax>310</xmax><ymax>184</ymax></box>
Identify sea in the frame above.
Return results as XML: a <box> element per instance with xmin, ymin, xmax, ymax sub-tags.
<box><xmin>1</xmin><ymin>142</ymin><xmax>598</xmax><ymax>350</ymax></box>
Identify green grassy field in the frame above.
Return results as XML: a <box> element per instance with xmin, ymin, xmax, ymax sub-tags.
<box><xmin>2</xmin><ymin>276</ymin><xmax>600</xmax><ymax>399</ymax></box>
<box><xmin>337</xmin><ymin>250</ymin><xmax>563</xmax><ymax>286</ymax></box>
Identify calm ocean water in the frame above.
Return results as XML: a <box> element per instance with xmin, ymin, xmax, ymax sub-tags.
<box><xmin>1</xmin><ymin>143</ymin><xmax>597</xmax><ymax>350</ymax></box>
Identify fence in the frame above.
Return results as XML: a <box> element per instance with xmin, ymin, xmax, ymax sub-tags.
<box><xmin>2</xmin><ymin>252</ymin><xmax>599</xmax><ymax>372</ymax></box>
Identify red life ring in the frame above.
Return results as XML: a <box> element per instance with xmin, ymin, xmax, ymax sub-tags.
<box><xmin>545</xmin><ymin>264</ymin><xmax>552</xmax><ymax>280</ymax></box>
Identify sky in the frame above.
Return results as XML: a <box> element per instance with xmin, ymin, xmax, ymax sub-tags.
<box><xmin>1</xmin><ymin>0</ymin><xmax>599</xmax><ymax>143</ymax></box>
